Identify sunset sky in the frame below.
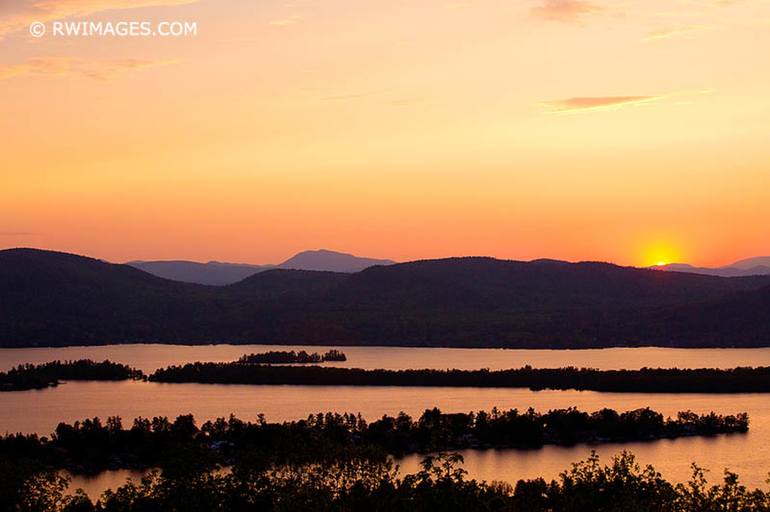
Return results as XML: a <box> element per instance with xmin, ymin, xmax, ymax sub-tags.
<box><xmin>1</xmin><ymin>0</ymin><xmax>769</xmax><ymax>267</ymax></box>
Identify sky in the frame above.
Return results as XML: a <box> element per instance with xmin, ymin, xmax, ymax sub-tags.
<box><xmin>1</xmin><ymin>0</ymin><xmax>769</xmax><ymax>267</ymax></box>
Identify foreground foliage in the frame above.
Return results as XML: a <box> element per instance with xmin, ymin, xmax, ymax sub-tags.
<box><xmin>6</xmin><ymin>450</ymin><xmax>770</xmax><ymax>512</ymax></box>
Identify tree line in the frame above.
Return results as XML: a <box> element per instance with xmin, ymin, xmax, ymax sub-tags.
<box><xmin>148</xmin><ymin>362</ymin><xmax>770</xmax><ymax>393</ymax></box>
<box><xmin>6</xmin><ymin>359</ymin><xmax>770</xmax><ymax>393</ymax></box>
<box><xmin>237</xmin><ymin>349</ymin><xmax>347</xmax><ymax>364</ymax></box>
<box><xmin>0</xmin><ymin>407</ymin><xmax>747</xmax><ymax>476</ymax></box>
<box><xmin>0</xmin><ymin>360</ymin><xmax>144</xmax><ymax>392</ymax></box>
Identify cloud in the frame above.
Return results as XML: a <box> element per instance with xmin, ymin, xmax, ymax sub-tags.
<box><xmin>0</xmin><ymin>56</ymin><xmax>178</xmax><ymax>81</ymax></box>
<box><xmin>319</xmin><ymin>89</ymin><xmax>391</xmax><ymax>101</ymax></box>
<box><xmin>444</xmin><ymin>1</ymin><xmax>475</xmax><ymax>9</ymax></box>
<box><xmin>530</xmin><ymin>0</ymin><xmax>603</xmax><ymax>22</ymax></box>
<box><xmin>0</xmin><ymin>0</ymin><xmax>197</xmax><ymax>37</ymax></box>
<box><xmin>541</xmin><ymin>95</ymin><xmax>661</xmax><ymax>113</ymax></box>
<box><xmin>268</xmin><ymin>15</ymin><xmax>300</xmax><ymax>27</ymax></box>
<box><xmin>384</xmin><ymin>97</ymin><xmax>426</xmax><ymax>106</ymax></box>
<box><xmin>645</xmin><ymin>25</ymin><xmax>714</xmax><ymax>42</ymax></box>
<box><xmin>320</xmin><ymin>92</ymin><xmax>377</xmax><ymax>101</ymax></box>
<box><xmin>318</xmin><ymin>90</ymin><xmax>424</xmax><ymax>106</ymax></box>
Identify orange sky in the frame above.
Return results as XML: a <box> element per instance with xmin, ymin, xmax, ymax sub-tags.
<box><xmin>1</xmin><ymin>0</ymin><xmax>769</xmax><ymax>267</ymax></box>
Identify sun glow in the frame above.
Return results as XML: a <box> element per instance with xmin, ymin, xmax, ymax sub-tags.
<box><xmin>639</xmin><ymin>241</ymin><xmax>684</xmax><ymax>268</ymax></box>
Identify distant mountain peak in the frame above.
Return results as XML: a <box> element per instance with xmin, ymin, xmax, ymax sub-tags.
<box><xmin>654</xmin><ymin>258</ymin><xmax>770</xmax><ymax>277</ymax></box>
<box><xmin>125</xmin><ymin>249</ymin><xmax>395</xmax><ymax>285</ymax></box>
<box><xmin>4</xmin><ymin>248</ymin><xmax>770</xmax><ymax>348</ymax></box>
<box><xmin>278</xmin><ymin>249</ymin><xmax>395</xmax><ymax>273</ymax></box>
<box><xmin>729</xmin><ymin>256</ymin><xmax>770</xmax><ymax>270</ymax></box>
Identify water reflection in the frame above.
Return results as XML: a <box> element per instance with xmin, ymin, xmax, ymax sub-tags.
<box><xmin>4</xmin><ymin>345</ymin><xmax>769</xmax><ymax>498</ymax></box>
<box><xmin>5</xmin><ymin>381</ymin><xmax>766</xmax><ymax>495</ymax></box>
<box><xmin>4</xmin><ymin>344</ymin><xmax>770</xmax><ymax>373</ymax></box>
<box><xmin>69</xmin><ymin>431</ymin><xmax>765</xmax><ymax>500</ymax></box>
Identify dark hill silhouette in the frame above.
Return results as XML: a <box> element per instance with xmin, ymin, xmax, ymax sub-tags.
<box><xmin>639</xmin><ymin>284</ymin><xmax>770</xmax><ymax>346</ymax></box>
<box><xmin>127</xmin><ymin>249</ymin><xmax>395</xmax><ymax>285</ymax></box>
<box><xmin>292</xmin><ymin>257</ymin><xmax>770</xmax><ymax>347</ymax></box>
<box><xmin>0</xmin><ymin>248</ymin><xmax>221</xmax><ymax>345</ymax></box>
<box><xmin>226</xmin><ymin>268</ymin><xmax>347</xmax><ymax>299</ymax></box>
<box><xmin>338</xmin><ymin>257</ymin><xmax>765</xmax><ymax>308</ymax></box>
<box><xmin>2</xmin><ymin>249</ymin><xmax>770</xmax><ymax>347</ymax></box>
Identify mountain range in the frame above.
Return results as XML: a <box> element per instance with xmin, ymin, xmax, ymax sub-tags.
<box><xmin>2</xmin><ymin>248</ymin><xmax>769</xmax><ymax>348</ymax></box>
<box><xmin>127</xmin><ymin>249</ymin><xmax>396</xmax><ymax>285</ymax></box>
<box><xmin>654</xmin><ymin>257</ymin><xmax>770</xmax><ymax>278</ymax></box>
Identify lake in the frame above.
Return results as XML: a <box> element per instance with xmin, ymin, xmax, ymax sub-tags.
<box><xmin>4</xmin><ymin>343</ymin><xmax>770</xmax><ymax>373</ymax></box>
<box><xmin>2</xmin><ymin>344</ymin><xmax>770</xmax><ymax>498</ymax></box>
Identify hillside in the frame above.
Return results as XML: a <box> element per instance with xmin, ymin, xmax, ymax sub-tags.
<box><xmin>2</xmin><ymin>249</ymin><xmax>770</xmax><ymax>348</ymax></box>
<box><xmin>639</xmin><ymin>285</ymin><xmax>770</xmax><ymax>346</ymax></box>
<box><xmin>270</xmin><ymin>258</ymin><xmax>770</xmax><ymax>347</ymax></box>
<box><xmin>0</xmin><ymin>249</ymin><xmax>221</xmax><ymax>345</ymax></box>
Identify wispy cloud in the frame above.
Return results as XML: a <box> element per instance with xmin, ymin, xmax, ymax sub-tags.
<box><xmin>645</xmin><ymin>25</ymin><xmax>714</xmax><ymax>42</ymax></box>
<box><xmin>541</xmin><ymin>95</ymin><xmax>662</xmax><ymax>113</ymax></box>
<box><xmin>0</xmin><ymin>56</ymin><xmax>178</xmax><ymax>81</ymax></box>
<box><xmin>444</xmin><ymin>1</ymin><xmax>476</xmax><ymax>9</ymax></box>
<box><xmin>319</xmin><ymin>90</ymin><xmax>390</xmax><ymax>101</ymax></box>
<box><xmin>268</xmin><ymin>15</ymin><xmax>300</xmax><ymax>27</ymax></box>
<box><xmin>384</xmin><ymin>97</ymin><xmax>426</xmax><ymax>106</ymax></box>
<box><xmin>317</xmin><ymin>90</ymin><xmax>425</xmax><ymax>107</ymax></box>
<box><xmin>530</xmin><ymin>0</ymin><xmax>603</xmax><ymax>22</ymax></box>
<box><xmin>320</xmin><ymin>92</ymin><xmax>376</xmax><ymax>101</ymax></box>
<box><xmin>0</xmin><ymin>0</ymin><xmax>198</xmax><ymax>37</ymax></box>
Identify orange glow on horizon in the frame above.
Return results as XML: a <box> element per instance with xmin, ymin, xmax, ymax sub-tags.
<box><xmin>637</xmin><ymin>240</ymin><xmax>686</xmax><ymax>269</ymax></box>
<box><xmin>1</xmin><ymin>0</ymin><xmax>768</xmax><ymax>266</ymax></box>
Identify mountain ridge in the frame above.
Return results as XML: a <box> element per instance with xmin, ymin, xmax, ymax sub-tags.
<box><xmin>127</xmin><ymin>249</ymin><xmax>395</xmax><ymax>285</ymax></box>
<box><xmin>2</xmin><ymin>248</ymin><xmax>770</xmax><ymax>348</ymax></box>
<box><xmin>654</xmin><ymin>256</ymin><xmax>770</xmax><ymax>278</ymax></box>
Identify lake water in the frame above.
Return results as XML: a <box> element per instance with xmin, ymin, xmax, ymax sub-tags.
<box><xmin>4</xmin><ymin>343</ymin><xmax>770</xmax><ymax>373</ymax></box>
<box><xmin>2</xmin><ymin>344</ymin><xmax>770</xmax><ymax>498</ymax></box>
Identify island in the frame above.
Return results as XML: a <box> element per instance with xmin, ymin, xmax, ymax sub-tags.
<box><xmin>237</xmin><ymin>349</ymin><xmax>347</xmax><ymax>364</ymax></box>
<box><xmin>0</xmin><ymin>360</ymin><xmax>144</xmax><ymax>392</ymax></box>
<box><xmin>148</xmin><ymin>363</ymin><xmax>770</xmax><ymax>393</ymax></box>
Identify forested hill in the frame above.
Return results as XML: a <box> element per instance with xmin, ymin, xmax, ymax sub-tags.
<box><xmin>1</xmin><ymin>248</ymin><xmax>769</xmax><ymax>348</ymax></box>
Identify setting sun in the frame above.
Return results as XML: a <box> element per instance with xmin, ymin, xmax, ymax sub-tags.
<box><xmin>639</xmin><ymin>241</ymin><xmax>684</xmax><ymax>268</ymax></box>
